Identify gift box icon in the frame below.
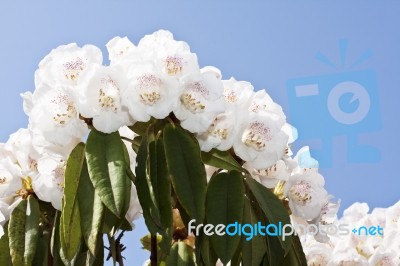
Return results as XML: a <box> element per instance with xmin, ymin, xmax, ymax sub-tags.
<box><xmin>287</xmin><ymin>44</ymin><xmax>381</xmax><ymax>167</ymax></box>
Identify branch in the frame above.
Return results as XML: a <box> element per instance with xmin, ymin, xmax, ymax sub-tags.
<box><xmin>150</xmin><ymin>234</ymin><xmax>157</xmax><ymax>266</ymax></box>
<box><xmin>116</xmin><ymin>231</ymin><xmax>125</xmax><ymax>266</ymax></box>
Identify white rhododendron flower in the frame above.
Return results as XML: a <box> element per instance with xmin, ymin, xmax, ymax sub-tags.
<box><xmin>303</xmin><ymin>240</ymin><xmax>332</xmax><ymax>266</ymax></box>
<box><xmin>35</xmin><ymin>43</ymin><xmax>102</xmax><ymax>87</ymax></box>
<box><xmin>32</xmin><ymin>153</ymin><xmax>66</xmax><ymax>210</ymax></box>
<box><xmin>223</xmin><ymin>78</ymin><xmax>254</xmax><ymax>109</ymax></box>
<box><xmin>174</xmin><ymin>70</ymin><xmax>225</xmax><ymax>133</ymax></box>
<box><xmin>326</xmin><ymin>249</ymin><xmax>368</xmax><ymax>266</ymax></box>
<box><xmin>74</xmin><ymin>64</ymin><xmax>132</xmax><ymax>133</ymax></box>
<box><xmin>248</xmin><ymin>89</ymin><xmax>286</xmax><ymax>119</ymax></box>
<box><xmin>233</xmin><ymin>111</ymin><xmax>288</xmax><ymax>169</ymax></box>
<box><xmin>3</xmin><ymin>128</ymin><xmax>39</xmax><ymax>176</ymax></box>
<box><xmin>311</xmin><ymin>199</ymin><xmax>341</xmax><ymax>243</ymax></box>
<box><xmin>137</xmin><ymin>30</ymin><xmax>199</xmax><ymax>77</ymax></box>
<box><xmin>385</xmin><ymin>200</ymin><xmax>400</xmax><ymax>231</ymax></box>
<box><xmin>341</xmin><ymin>202</ymin><xmax>370</xmax><ymax>224</ymax></box>
<box><xmin>122</xmin><ymin>61</ymin><xmax>180</xmax><ymax>122</ymax></box>
<box><xmin>27</xmin><ymin>85</ymin><xmax>88</xmax><ymax>154</ymax></box>
<box><xmin>244</xmin><ymin>159</ymin><xmax>292</xmax><ymax>188</ymax></box>
<box><xmin>285</xmin><ymin>171</ymin><xmax>329</xmax><ymax>220</ymax></box>
<box><xmin>0</xmin><ymin>157</ymin><xmax>27</xmax><ymax>226</ymax></box>
<box><xmin>197</xmin><ymin>112</ymin><xmax>240</xmax><ymax>152</ymax></box>
<box><xmin>196</xmin><ymin>78</ymin><xmax>254</xmax><ymax>152</ymax></box>
<box><xmin>0</xmin><ymin>158</ymin><xmax>23</xmax><ymax>199</ymax></box>
<box><xmin>106</xmin><ymin>36</ymin><xmax>136</xmax><ymax>65</ymax></box>
<box><xmin>298</xmin><ymin>201</ymin><xmax>400</xmax><ymax>265</ymax></box>
<box><xmin>369</xmin><ymin>248</ymin><xmax>400</xmax><ymax>266</ymax></box>
<box><xmin>293</xmin><ymin>146</ymin><xmax>319</xmax><ymax>172</ymax></box>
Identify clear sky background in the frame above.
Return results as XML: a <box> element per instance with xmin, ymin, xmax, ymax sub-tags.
<box><xmin>1</xmin><ymin>1</ymin><xmax>399</xmax><ymax>265</ymax></box>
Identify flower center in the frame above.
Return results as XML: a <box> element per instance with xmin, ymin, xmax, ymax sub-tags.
<box><xmin>242</xmin><ymin>122</ymin><xmax>271</xmax><ymax>151</ymax></box>
<box><xmin>99</xmin><ymin>77</ymin><xmax>120</xmax><ymax>112</ymax></box>
<box><xmin>137</xmin><ymin>74</ymin><xmax>161</xmax><ymax>106</ymax></box>
<box><xmin>63</xmin><ymin>57</ymin><xmax>85</xmax><ymax>81</ymax></box>
<box><xmin>181</xmin><ymin>82</ymin><xmax>208</xmax><ymax>113</ymax></box>
<box><xmin>256</xmin><ymin>164</ymin><xmax>277</xmax><ymax>178</ymax></box>
<box><xmin>224</xmin><ymin>87</ymin><xmax>237</xmax><ymax>103</ymax></box>
<box><xmin>249</xmin><ymin>102</ymin><xmax>267</xmax><ymax>113</ymax></box>
<box><xmin>28</xmin><ymin>158</ymin><xmax>38</xmax><ymax>171</ymax></box>
<box><xmin>50</xmin><ymin>92</ymin><xmax>77</xmax><ymax>126</ymax></box>
<box><xmin>207</xmin><ymin>117</ymin><xmax>229</xmax><ymax>140</ymax></box>
<box><xmin>375</xmin><ymin>256</ymin><xmax>392</xmax><ymax>266</ymax></box>
<box><xmin>52</xmin><ymin>162</ymin><xmax>66</xmax><ymax>192</ymax></box>
<box><xmin>16</xmin><ymin>176</ymin><xmax>34</xmax><ymax>200</ymax></box>
<box><xmin>165</xmin><ymin>56</ymin><xmax>183</xmax><ymax>75</ymax></box>
<box><xmin>289</xmin><ymin>180</ymin><xmax>312</xmax><ymax>205</ymax></box>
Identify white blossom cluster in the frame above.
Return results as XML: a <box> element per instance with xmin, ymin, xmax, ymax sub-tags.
<box><xmin>0</xmin><ymin>30</ymin><xmax>335</xmax><ymax>243</ymax></box>
<box><xmin>0</xmin><ymin>30</ymin><xmax>387</xmax><ymax>265</ymax></box>
<box><xmin>295</xmin><ymin>201</ymin><xmax>400</xmax><ymax>266</ymax></box>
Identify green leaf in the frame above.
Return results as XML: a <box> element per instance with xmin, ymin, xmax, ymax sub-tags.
<box><xmin>63</xmin><ymin>142</ymin><xmax>85</xmax><ymax>212</ymax></box>
<box><xmin>102</xmin><ymin>207</ymin><xmax>133</xmax><ymax>236</ymax></box>
<box><xmin>148</xmin><ymin>127</ymin><xmax>173</xmax><ymax>254</ymax></box>
<box><xmin>60</xmin><ymin>200</ymin><xmax>81</xmax><ymax>262</ymax></box>
<box><xmin>201</xmin><ymin>149</ymin><xmax>243</xmax><ymax>172</ymax></box>
<box><xmin>206</xmin><ymin>171</ymin><xmax>244</xmax><ymax>265</ymax></box>
<box><xmin>122</xmin><ymin>142</ymin><xmax>136</xmax><ymax>183</ymax></box>
<box><xmin>61</xmin><ymin>143</ymin><xmax>85</xmax><ymax>262</ymax></box>
<box><xmin>282</xmin><ymin>235</ymin><xmax>307</xmax><ymax>266</ymax></box>
<box><xmin>77</xmin><ymin>160</ymin><xmax>105</xmax><ymax>256</ymax></box>
<box><xmin>8</xmin><ymin>196</ymin><xmax>40</xmax><ymax>266</ymax></box>
<box><xmin>86</xmin><ymin>130</ymin><xmax>131</xmax><ymax>219</ymax></box>
<box><xmin>32</xmin><ymin>231</ymin><xmax>49</xmax><ymax>266</ymax></box>
<box><xmin>165</xmin><ymin>242</ymin><xmax>196</xmax><ymax>266</ymax></box>
<box><xmin>163</xmin><ymin>123</ymin><xmax>207</xmax><ymax>222</ymax></box>
<box><xmin>135</xmin><ymin>133</ymin><xmax>162</xmax><ymax>234</ymax></box>
<box><xmin>50</xmin><ymin>211</ymin><xmax>64</xmax><ymax>266</ymax></box>
<box><xmin>132</xmin><ymin>136</ymin><xmax>142</xmax><ymax>154</ymax></box>
<box><xmin>245</xmin><ymin>177</ymin><xmax>292</xmax><ymax>254</ymax></box>
<box><xmin>0</xmin><ymin>222</ymin><xmax>11</xmax><ymax>265</ymax></box>
<box><xmin>87</xmin><ymin>236</ymin><xmax>104</xmax><ymax>266</ymax></box>
<box><xmin>241</xmin><ymin>196</ymin><xmax>267</xmax><ymax>266</ymax></box>
<box><xmin>195</xmin><ymin>234</ymin><xmax>218</xmax><ymax>266</ymax></box>
<box><xmin>148</xmin><ymin>128</ymin><xmax>172</xmax><ymax>229</ymax></box>
<box><xmin>129</xmin><ymin>121</ymin><xmax>152</xmax><ymax>136</ymax></box>
<box><xmin>230</xmin><ymin>245</ymin><xmax>242</xmax><ymax>266</ymax></box>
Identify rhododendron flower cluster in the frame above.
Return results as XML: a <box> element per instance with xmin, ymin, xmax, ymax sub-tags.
<box><xmin>296</xmin><ymin>201</ymin><xmax>400</xmax><ymax>265</ymax></box>
<box><xmin>0</xmin><ymin>30</ymin><xmax>332</xmax><ymax>244</ymax></box>
<box><xmin>1</xmin><ymin>30</ymin><xmax>395</xmax><ymax>265</ymax></box>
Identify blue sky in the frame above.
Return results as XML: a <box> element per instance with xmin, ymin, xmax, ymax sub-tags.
<box><xmin>1</xmin><ymin>1</ymin><xmax>399</xmax><ymax>264</ymax></box>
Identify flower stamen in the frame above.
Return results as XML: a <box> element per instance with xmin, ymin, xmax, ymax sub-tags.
<box><xmin>289</xmin><ymin>180</ymin><xmax>312</xmax><ymax>205</ymax></box>
<box><xmin>63</xmin><ymin>57</ymin><xmax>85</xmax><ymax>81</ymax></box>
<box><xmin>243</xmin><ymin>122</ymin><xmax>271</xmax><ymax>151</ymax></box>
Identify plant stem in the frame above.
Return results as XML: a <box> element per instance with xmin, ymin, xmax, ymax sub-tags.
<box><xmin>117</xmin><ymin>254</ymin><xmax>125</xmax><ymax>266</ymax></box>
<box><xmin>116</xmin><ymin>231</ymin><xmax>125</xmax><ymax>266</ymax></box>
<box><xmin>150</xmin><ymin>234</ymin><xmax>157</xmax><ymax>266</ymax></box>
